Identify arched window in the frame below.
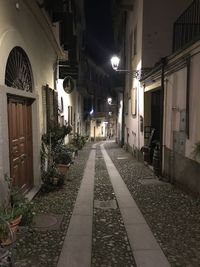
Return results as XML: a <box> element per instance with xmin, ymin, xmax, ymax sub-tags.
<box><xmin>5</xmin><ymin>47</ymin><xmax>33</xmax><ymax>92</ymax></box>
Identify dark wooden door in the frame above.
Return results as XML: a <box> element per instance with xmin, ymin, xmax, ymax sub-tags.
<box><xmin>7</xmin><ymin>96</ymin><xmax>33</xmax><ymax>189</ymax></box>
<box><xmin>151</xmin><ymin>90</ymin><xmax>161</xmax><ymax>141</ymax></box>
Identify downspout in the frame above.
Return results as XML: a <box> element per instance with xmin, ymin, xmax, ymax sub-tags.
<box><xmin>186</xmin><ymin>57</ymin><xmax>190</xmax><ymax>139</ymax></box>
<box><xmin>121</xmin><ymin>91</ymin><xmax>125</xmax><ymax>147</ymax></box>
<box><xmin>160</xmin><ymin>58</ymin><xmax>167</xmax><ymax>176</ymax></box>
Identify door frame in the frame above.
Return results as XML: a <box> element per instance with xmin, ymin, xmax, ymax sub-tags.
<box><xmin>0</xmin><ymin>86</ymin><xmax>40</xmax><ymax>195</ymax></box>
<box><xmin>7</xmin><ymin>95</ymin><xmax>34</xmax><ymax>189</ymax></box>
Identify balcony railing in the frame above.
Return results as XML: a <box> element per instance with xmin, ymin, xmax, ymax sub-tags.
<box><xmin>173</xmin><ymin>0</ymin><xmax>200</xmax><ymax>52</ymax></box>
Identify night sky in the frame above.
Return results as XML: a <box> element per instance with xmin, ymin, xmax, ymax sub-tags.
<box><xmin>85</xmin><ymin>0</ymin><xmax>115</xmax><ymax>68</ymax></box>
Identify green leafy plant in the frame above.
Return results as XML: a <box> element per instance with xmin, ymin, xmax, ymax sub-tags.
<box><xmin>41</xmin><ymin>164</ymin><xmax>66</xmax><ymax>192</ymax></box>
<box><xmin>54</xmin><ymin>143</ymin><xmax>73</xmax><ymax>165</ymax></box>
<box><xmin>72</xmin><ymin>133</ymin><xmax>87</xmax><ymax>150</ymax></box>
<box><xmin>0</xmin><ymin>221</ymin><xmax>10</xmax><ymax>244</ymax></box>
<box><xmin>1</xmin><ymin>174</ymin><xmax>35</xmax><ymax>226</ymax></box>
<box><xmin>41</xmin><ymin>123</ymin><xmax>72</xmax><ymax>172</ymax></box>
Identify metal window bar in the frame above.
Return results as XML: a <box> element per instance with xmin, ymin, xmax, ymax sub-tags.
<box><xmin>173</xmin><ymin>0</ymin><xmax>200</xmax><ymax>52</ymax></box>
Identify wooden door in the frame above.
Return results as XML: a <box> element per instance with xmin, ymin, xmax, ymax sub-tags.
<box><xmin>7</xmin><ymin>96</ymin><xmax>33</xmax><ymax>189</ymax></box>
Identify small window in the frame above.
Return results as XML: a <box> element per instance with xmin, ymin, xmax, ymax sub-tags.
<box><xmin>5</xmin><ymin>47</ymin><xmax>33</xmax><ymax>91</ymax></box>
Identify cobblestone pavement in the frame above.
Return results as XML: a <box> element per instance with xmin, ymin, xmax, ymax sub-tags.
<box><xmin>8</xmin><ymin>141</ymin><xmax>200</xmax><ymax>267</ymax></box>
<box><xmin>105</xmin><ymin>142</ymin><xmax>200</xmax><ymax>267</ymax></box>
<box><xmin>92</xmin><ymin>146</ymin><xmax>136</xmax><ymax>267</ymax></box>
<box><xmin>14</xmin><ymin>145</ymin><xmax>91</xmax><ymax>267</ymax></box>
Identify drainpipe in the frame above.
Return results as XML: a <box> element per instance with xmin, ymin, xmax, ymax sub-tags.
<box><xmin>186</xmin><ymin>57</ymin><xmax>190</xmax><ymax>138</ymax></box>
<box><xmin>121</xmin><ymin>91</ymin><xmax>125</xmax><ymax>147</ymax></box>
<box><xmin>160</xmin><ymin>57</ymin><xmax>167</xmax><ymax>176</ymax></box>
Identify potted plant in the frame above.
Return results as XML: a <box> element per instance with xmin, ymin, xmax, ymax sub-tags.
<box><xmin>41</xmin><ymin>164</ymin><xmax>66</xmax><ymax>192</ymax></box>
<box><xmin>0</xmin><ymin>175</ymin><xmax>35</xmax><ymax>246</ymax></box>
<box><xmin>72</xmin><ymin>133</ymin><xmax>87</xmax><ymax>150</ymax></box>
<box><xmin>53</xmin><ymin>143</ymin><xmax>73</xmax><ymax>175</ymax></box>
<box><xmin>41</xmin><ymin>123</ymin><xmax>73</xmax><ymax>175</ymax></box>
<box><xmin>0</xmin><ymin>205</ymin><xmax>22</xmax><ymax>245</ymax></box>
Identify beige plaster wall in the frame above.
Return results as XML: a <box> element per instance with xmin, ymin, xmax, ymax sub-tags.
<box><xmin>0</xmin><ymin>0</ymin><xmax>61</xmax><ymax>199</ymax></box>
<box><xmin>164</xmin><ymin>47</ymin><xmax>200</xmax><ymax>161</ymax></box>
<box><xmin>90</xmin><ymin>119</ymin><xmax>107</xmax><ymax>139</ymax></box>
<box><xmin>124</xmin><ymin>0</ymin><xmax>144</xmax><ymax>152</ymax></box>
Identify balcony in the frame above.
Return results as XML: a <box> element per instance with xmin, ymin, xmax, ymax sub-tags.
<box><xmin>173</xmin><ymin>0</ymin><xmax>200</xmax><ymax>52</ymax></box>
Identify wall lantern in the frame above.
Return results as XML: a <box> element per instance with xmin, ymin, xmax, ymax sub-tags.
<box><xmin>107</xmin><ymin>97</ymin><xmax>112</xmax><ymax>105</ymax></box>
<box><xmin>110</xmin><ymin>55</ymin><xmax>140</xmax><ymax>79</ymax></box>
<box><xmin>89</xmin><ymin>108</ymin><xmax>94</xmax><ymax>115</ymax></box>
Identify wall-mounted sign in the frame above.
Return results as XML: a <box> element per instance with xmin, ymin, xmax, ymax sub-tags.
<box><xmin>63</xmin><ymin>76</ymin><xmax>74</xmax><ymax>94</ymax></box>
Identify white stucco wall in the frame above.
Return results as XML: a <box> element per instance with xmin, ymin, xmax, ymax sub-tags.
<box><xmin>0</xmin><ymin>0</ymin><xmax>62</xmax><ymax>200</ymax></box>
<box><xmin>164</xmin><ymin>44</ymin><xmax>200</xmax><ymax>161</ymax></box>
<box><xmin>90</xmin><ymin>119</ymin><xmax>107</xmax><ymax>139</ymax></box>
<box><xmin>124</xmin><ymin>0</ymin><xmax>144</xmax><ymax>153</ymax></box>
<box><xmin>116</xmin><ymin>93</ymin><xmax>123</xmax><ymax>144</ymax></box>
<box><xmin>186</xmin><ymin>52</ymin><xmax>200</xmax><ymax>158</ymax></box>
<box><xmin>164</xmin><ymin>69</ymin><xmax>187</xmax><ymax>148</ymax></box>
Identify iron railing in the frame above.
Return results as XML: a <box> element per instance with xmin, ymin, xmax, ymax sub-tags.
<box><xmin>173</xmin><ymin>0</ymin><xmax>200</xmax><ymax>52</ymax></box>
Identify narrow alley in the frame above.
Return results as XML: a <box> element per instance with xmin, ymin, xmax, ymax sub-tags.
<box><xmin>12</xmin><ymin>141</ymin><xmax>200</xmax><ymax>267</ymax></box>
<box><xmin>0</xmin><ymin>1</ymin><xmax>200</xmax><ymax>266</ymax></box>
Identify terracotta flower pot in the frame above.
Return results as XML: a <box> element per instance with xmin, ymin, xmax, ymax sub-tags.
<box><xmin>57</xmin><ymin>164</ymin><xmax>70</xmax><ymax>175</ymax></box>
<box><xmin>1</xmin><ymin>215</ymin><xmax>22</xmax><ymax>246</ymax></box>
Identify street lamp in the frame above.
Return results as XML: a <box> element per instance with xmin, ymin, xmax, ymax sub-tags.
<box><xmin>107</xmin><ymin>97</ymin><xmax>112</xmax><ymax>105</ymax></box>
<box><xmin>89</xmin><ymin>108</ymin><xmax>94</xmax><ymax>115</ymax></box>
<box><xmin>110</xmin><ymin>55</ymin><xmax>140</xmax><ymax>79</ymax></box>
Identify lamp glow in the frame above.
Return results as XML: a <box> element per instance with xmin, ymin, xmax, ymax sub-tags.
<box><xmin>110</xmin><ymin>55</ymin><xmax>141</xmax><ymax>79</ymax></box>
<box><xmin>107</xmin><ymin>97</ymin><xmax>112</xmax><ymax>105</ymax></box>
<box><xmin>110</xmin><ymin>56</ymin><xmax>120</xmax><ymax>71</ymax></box>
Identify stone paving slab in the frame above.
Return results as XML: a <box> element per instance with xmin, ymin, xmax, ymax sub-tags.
<box><xmin>101</xmin><ymin>143</ymin><xmax>171</xmax><ymax>267</ymax></box>
<box><xmin>126</xmin><ymin>224</ymin><xmax>160</xmax><ymax>250</ymax></box>
<box><xmin>67</xmin><ymin>215</ymin><xmax>93</xmax><ymax>237</ymax></box>
<box><xmin>57</xmin><ymin>235</ymin><xmax>92</xmax><ymax>267</ymax></box>
<box><xmin>120</xmin><ymin>207</ymin><xmax>146</xmax><ymax>225</ymax></box>
<box><xmin>139</xmin><ymin>178</ymin><xmax>166</xmax><ymax>185</ymax></box>
<box><xmin>57</xmin><ymin>146</ymin><xmax>96</xmax><ymax>267</ymax></box>
<box><xmin>73</xmin><ymin>201</ymin><xmax>93</xmax><ymax>216</ymax></box>
<box><xmin>134</xmin><ymin>250</ymin><xmax>171</xmax><ymax>267</ymax></box>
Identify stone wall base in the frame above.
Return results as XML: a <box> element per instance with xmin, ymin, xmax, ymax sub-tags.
<box><xmin>163</xmin><ymin>146</ymin><xmax>200</xmax><ymax>195</ymax></box>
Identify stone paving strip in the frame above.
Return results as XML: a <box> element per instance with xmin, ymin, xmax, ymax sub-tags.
<box><xmin>14</xmin><ymin>145</ymin><xmax>92</xmax><ymax>267</ymax></box>
<box><xmin>57</xmin><ymin>144</ymin><xmax>96</xmax><ymax>267</ymax></box>
<box><xmin>92</xmin><ymin>146</ymin><xmax>136</xmax><ymax>267</ymax></box>
<box><xmin>101</xmin><ymin>143</ymin><xmax>171</xmax><ymax>267</ymax></box>
<box><xmin>105</xmin><ymin>141</ymin><xmax>200</xmax><ymax>267</ymax></box>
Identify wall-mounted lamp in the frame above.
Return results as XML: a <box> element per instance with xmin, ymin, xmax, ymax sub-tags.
<box><xmin>107</xmin><ymin>97</ymin><xmax>112</xmax><ymax>105</ymax></box>
<box><xmin>89</xmin><ymin>108</ymin><xmax>94</xmax><ymax>115</ymax></box>
<box><xmin>110</xmin><ymin>55</ymin><xmax>140</xmax><ymax>79</ymax></box>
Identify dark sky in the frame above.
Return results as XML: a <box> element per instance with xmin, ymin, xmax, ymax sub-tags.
<box><xmin>85</xmin><ymin>0</ymin><xmax>115</xmax><ymax>67</ymax></box>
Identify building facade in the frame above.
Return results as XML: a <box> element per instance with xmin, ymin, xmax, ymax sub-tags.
<box><xmin>0</xmin><ymin>0</ymin><xmax>67</xmax><ymax>202</ymax></box>
<box><xmin>142</xmin><ymin>0</ymin><xmax>200</xmax><ymax>193</ymax></box>
<box><xmin>112</xmin><ymin>0</ymin><xmax>200</xmax><ymax>193</ymax></box>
